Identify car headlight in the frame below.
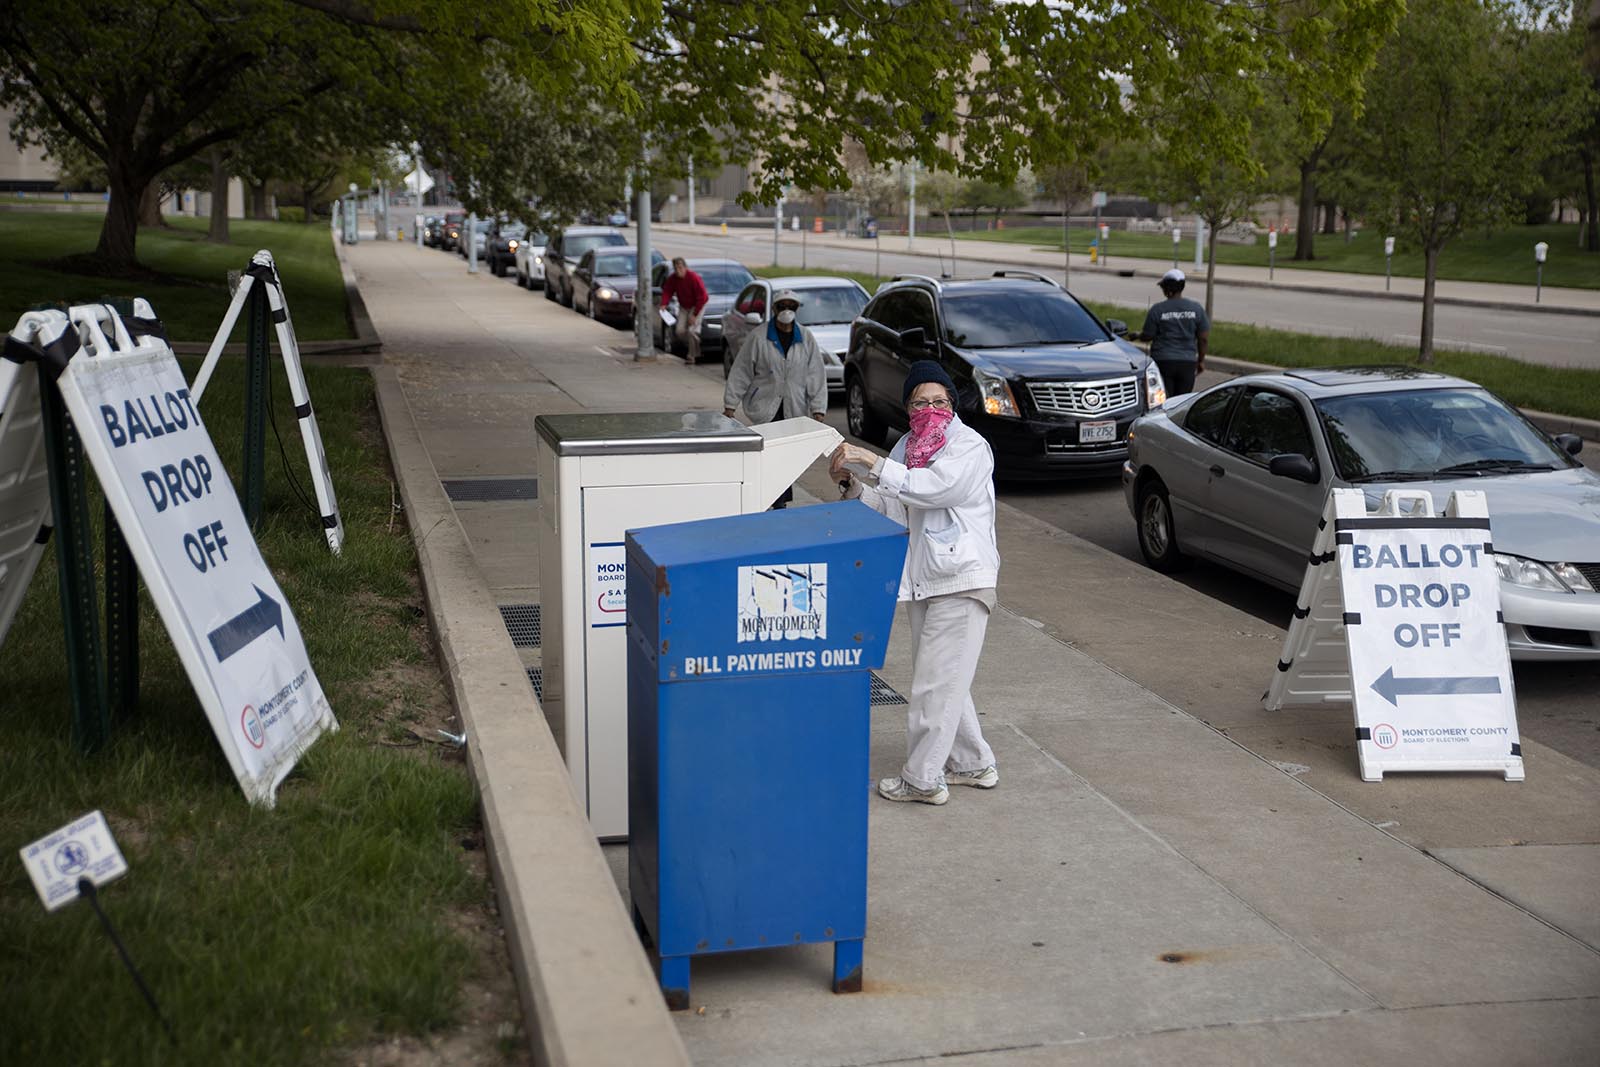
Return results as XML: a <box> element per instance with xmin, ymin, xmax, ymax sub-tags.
<box><xmin>1144</xmin><ymin>361</ymin><xmax>1167</xmax><ymax>408</ymax></box>
<box><xmin>596</xmin><ymin>287</ymin><xmax>618</xmax><ymax>300</ymax></box>
<box><xmin>1495</xmin><ymin>554</ymin><xmax>1590</xmax><ymax>593</ymax></box>
<box><xmin>534</xmin><ymin>255</ymin><xmax>543</xmax><ymax>267</ymax></box>
<box><xmin>973</xmin><ymin>367</ymin><xmax>1019</xmax><ymax>417</ymax></box>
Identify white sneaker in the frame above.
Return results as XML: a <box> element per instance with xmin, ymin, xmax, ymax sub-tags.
<box><xmin>877</xmin><ymin>776</ymin><xmax>948</xmax><ymax>805</ymax></box>
<box><xmin>946</xmin><ymin>765</ymin><xmax>999</xmax><ymax>789</ymax></box>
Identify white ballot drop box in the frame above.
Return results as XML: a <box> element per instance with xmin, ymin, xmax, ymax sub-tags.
<box><xmin>535</xmin><ymin>411</ymin><xmax>843</xmax><ymax>838</ymax></box>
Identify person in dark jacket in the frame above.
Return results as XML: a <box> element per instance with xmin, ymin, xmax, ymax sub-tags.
<box><xmin>660</xmin><ymin>257</ymin><xmax>709</xmax><ymax>363</ymax></box>
<box><xmin>1130</xmin><ymin>269</ymin><xmax>1209</xmax><ymax>396</ymax></box>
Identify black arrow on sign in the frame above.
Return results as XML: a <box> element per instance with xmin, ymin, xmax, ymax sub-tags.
<box><xmin>207</xmin><ymin>585</ymin><xmax>285</xmax><ymax>663</ymax></box>
<box><xmin>1370</xmin><ymin>666</ymin><xmax>1502</xmax><ymax>707</ymax></box>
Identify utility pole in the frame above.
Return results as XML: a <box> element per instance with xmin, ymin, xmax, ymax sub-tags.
<box><xmin>687</xmin><ymin>158</ymin><xmax>696</xmax><ymax>226</ymax></box>
<box><xmin>467</xmin><ymin>211</ymin><xmax>478</xmax><ymax>273</ymax></box>
<box><xmin>773</xmin><ymin>190</ymin><xmax>784</xmax><ymax>267</ymax></box>
<box><xmin>907</xmin><ymin>163</ymin><xmax>917</xmax><ymax>248</ymax></box>
<box><xmin>635</xmin><ymin>157</ymin><xmax>654</xmax><ymax>361</ymax></box>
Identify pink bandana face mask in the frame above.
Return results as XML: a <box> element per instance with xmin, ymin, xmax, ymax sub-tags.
<box><xmin>905</xmin><ymin>406</ymin><xmax>955</xmax><ymax>468</ymax></box>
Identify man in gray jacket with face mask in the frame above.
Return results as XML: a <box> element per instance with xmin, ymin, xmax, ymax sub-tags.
<box><xmin>723</xmin><ymin>288</ymin><xmax>829</xmax><ymax>507</ymax></box>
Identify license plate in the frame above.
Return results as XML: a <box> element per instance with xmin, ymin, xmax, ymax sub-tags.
<box><xmin>1079</xmin><ymin>419</ymin><xmax>1117</xmax><ymax>444</ymax></box>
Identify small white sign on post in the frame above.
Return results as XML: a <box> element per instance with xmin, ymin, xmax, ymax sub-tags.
<box><xmin>20</xmin><ymin>810</ymin><xmax>128</xmax><ymax>911</ymax></box>
<box><xmin>55</xmin><ymin>304</ymin><xmax>336</xmax><ymax>805</ymax></box>
<box><xmin>1267</xmin><ymin>488</ymin><xmax>1521</xmax><ymax>781</ymax></box>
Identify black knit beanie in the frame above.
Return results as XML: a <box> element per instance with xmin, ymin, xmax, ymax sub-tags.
<box><xmin>902</xmin><ymin>360</ymin><xmax>956</xmax><ymax>404</ymax></box>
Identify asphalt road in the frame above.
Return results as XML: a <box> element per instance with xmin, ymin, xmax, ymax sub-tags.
<box><xmin>659</xmin><ymin>227</ymin><xmax>1600</xmax><ymax>371</ymax></box>
<box><xmin>431</xmin><ymin>228</ymin><xmax>1600</xmax><ymax>771</ymax></box>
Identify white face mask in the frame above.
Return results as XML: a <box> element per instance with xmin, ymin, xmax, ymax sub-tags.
<box><xmin>776</xmin><ymin>309</ymin><xmax>796</xmax><ymax>326</ymax></box>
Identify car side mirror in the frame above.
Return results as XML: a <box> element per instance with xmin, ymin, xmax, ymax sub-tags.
<box><xmin>1268</xmin><ymin>453</ymin><xmax>1319</xmax><ymax>483</ymax></box>
<box><xmin>899</xmin><ymin>326</ymin><xmax>937</xmax><ymax>351</ymax></box>
<box><xmin>1106</xmin><ymin>318</ymin><xmax>1129</xmax><ymax>338</ymax></box>
<box><xmin>1554</xmin><ymin>432</ymin><xmax>1583</xmax><ymax>456</ymax></box>
<box><xmin>744</xmin><ymin>312</ymin><xmax>762</xmax><ymax>325</ymax></box>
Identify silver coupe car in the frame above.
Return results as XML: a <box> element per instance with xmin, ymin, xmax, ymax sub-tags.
<box><xmin>1123</xmin><ymin>367</ymin><xmax>1599</xmax><ymax>660</ymax></box>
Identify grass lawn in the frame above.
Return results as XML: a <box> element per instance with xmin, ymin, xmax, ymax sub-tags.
<box><xmin>0</xmin><ymin>211</ymin><xmax>353</xmax><ymax>342</ymax></box>
<box><xmin>952</xmin><ymin>222</ymin><xmax>1600</xmax><ymax>291</ymax></box>
<box><xmin>760</xmin><ymin>266</ymin><xmax>1600</xmax><ymax>423</ymax></box>
<box><xmin>0</xmin><ymin>356</ymin><xmax>522</xmax><ymax>1065</ymax></box>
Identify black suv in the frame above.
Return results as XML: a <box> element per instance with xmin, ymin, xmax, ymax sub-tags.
<box><xmin>844</xmin><ymin>272</ymin><xmax>1166</xmax><ymax>479</ymax></box>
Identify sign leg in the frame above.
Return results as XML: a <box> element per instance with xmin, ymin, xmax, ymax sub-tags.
<box><xmin>241</xmin><ymin>282</ymin><xmax>271</xmax><ymax>528</ymax></box>
<box><xmin>659</xmin><ymin>955</ymin><xmax>691</xmax><ymax>1012</ymax></box>
<box><xmin>103</xmin><ymin>502</ymin><xmax>140</xmax><ymax>723</ymax></box>
<box><xmin>832</xmin><ymin>938</ymin><xmax>864</xmax><ymax>994</ymax></box>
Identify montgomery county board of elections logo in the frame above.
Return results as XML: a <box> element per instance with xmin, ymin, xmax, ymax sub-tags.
<box><xmin>240</xmin><ymin>704</ymin><xmax>266</xmax><ymax>749</ymax></box>
<box><xmin>737</xmin><ymin>563</ymin><xmax>827</xmax><ymax>644</ymax></box>
<box><xmin>54</xmin><ymin>840</ymin><xmax>89</xmax><ymax>877</ymax></box>
<box><xmin>1372</xmin><ymin>723</ymin><xmax>1399</xmax><ymax>750</ymax></box>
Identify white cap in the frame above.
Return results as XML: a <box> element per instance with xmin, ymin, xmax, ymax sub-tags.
<box><xmin>1160</xmin><ymin>269</ymin><xmax>1185</xmax><ymax>286</ymax></box>
<box><xmin>773</xmin><ymin>288</ymin><xmax>802</xmax><ymax>307</ymax></box>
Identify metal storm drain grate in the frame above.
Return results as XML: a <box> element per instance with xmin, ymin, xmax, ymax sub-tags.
<box><xmin>869</xmin><ymin>673</ymin><xmax>908</xmax><ymax>706</ymax></box>
<box><xmin>525</xmin><ymin>667</ymin><xmax>543</xmax><ymax>701</ymax></box>
<box><xmin>441</xmin><ymin>477</ymin><xmax>539</xmax><ymax>502</ymax></box>
<box><xmin>498</xmin><ymin>604</ymin><xmax>541</xmax><ymax>647</ymax></box>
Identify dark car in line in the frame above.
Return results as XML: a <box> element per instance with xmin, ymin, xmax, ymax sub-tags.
<box><xmin>543</xmin><ymin>226</ymin><xmax>628</xmax><ymax>307</ymax></box>
<box><xmin>843</xmin><ymin>272</ymin><xmax>1164</xmax><ymax>479</ymax></box>
<box><xmin>438</xmin><ymin>211</ymin><xmax>466</xmax><ymax>251</ymax></box>
<box><xmin>649</xmin><ymin>258</ymin><xmax>755</xmax><ymax>361</ymax></box>
<box><xmin>484</xmin><ymin>220</ymin><xmax>529</xmax><ymax>277</ymax></box>
<box><xmin>570</xmin><ymin>246</ymin><xmax>666</xmax><ymax>325</ymax></box>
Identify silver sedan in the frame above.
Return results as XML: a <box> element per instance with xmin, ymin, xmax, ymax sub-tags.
<box><xmin>1123</xmin><ymin>367</ymin><xmax>1600</xmax><ymax>660</ymax></box>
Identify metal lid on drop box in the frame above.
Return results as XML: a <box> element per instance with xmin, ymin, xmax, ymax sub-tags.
<box><xmin>535</xmin><ymin>411</ymin><xmax>763</xmax><ymax>457</ymax></box>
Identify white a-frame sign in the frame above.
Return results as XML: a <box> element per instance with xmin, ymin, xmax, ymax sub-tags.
<box><xmin>0</xmin><ymin>311</ymin><xmax>68</xmax><ymax>649</ymax></box>
<box><xmin>192</xmin><ymin>249</ymin><xmax>344</xmax><ymax>554</ymax></box>
<box><xmin>1266</xmin><ymin>487</ymin><xmax>1522</xmax><ymax>782</ymax></box>
<box><xmin>53</xmin><ymin>303</ymin><xmax>337</xmax><ymax>804</ymax></box>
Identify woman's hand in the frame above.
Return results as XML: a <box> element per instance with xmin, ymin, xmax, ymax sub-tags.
<box><xmin>829</xmin><ymin>442</ymin><xmax>878</xmax><ymax>479</ymax></box>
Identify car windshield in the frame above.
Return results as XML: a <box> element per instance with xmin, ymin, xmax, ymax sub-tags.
<box><xmin>594</xmin><ymin>252</ymin><xmax>639</xmax><ymax>275</ymax></box>
<box><xmin>1315</xmin><ymin>388</ymin><xmax>1574</xmax><ymax>481</ymax></box>
<box><xmin>697</xmin><ymin>266</ymin><xmax>754</xmax><ymax>292</ymax></box>
<box><xmin>568</xmin><ymin>233</ymin><xmax>626</xmax><ymax>259</ymax></box>
<box><xmin>526</xmin><ymin>232</ymin><xmax>547</xmax><ymax>246</ymax></box>
<box><xmin>473</xmin><ymin>219</ymin><xmax>491</xmax><ymax>233</ymax></box>
<box><xmin>500</xmin><ymin>223</ymin><xmax>527</xmax><ymax>240</ymax></box>
<box><xmin>941</xmin><ymin>291</ymin><xmax>1109</xmax><ymax>348</ymax></box>
<box><xmin>794</xmin><ymin>286</ymin><xmax>867</xmax><ymax>326</ymax></box>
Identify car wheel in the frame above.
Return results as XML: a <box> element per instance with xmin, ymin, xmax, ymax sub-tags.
<box><xmin>846</xmin><ymin>375</ymin><xmax>887</xmax><ymax>446</ymax></box>
<box><xmin>516</xmin><ymin>267</ymin><xmax>526</xmax><ymax>288</ymax></box>
<box><xmin>586</xmin><ymin>295</ymin><xmax>597</xmax><ymax>320</ymax></box>
<box><xmin>543</xmin><ymin>277</ymin><xmax>555</xmax><ymax>301</ymax></box>
<box><xmin>560</xmin><ymin>282</ymin><xmax>572</xmax><ymax>307</ymax></box>
<box><xmin>1136</xmin><ymin>479</ymin><xmax>1190</xmax><ymax>573</ymax></box>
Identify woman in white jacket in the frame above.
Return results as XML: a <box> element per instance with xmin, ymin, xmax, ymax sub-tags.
<box><xmin>830</xmin><ymin>361</ymin><xmax>999</xmax><ymax>805</ymax></box>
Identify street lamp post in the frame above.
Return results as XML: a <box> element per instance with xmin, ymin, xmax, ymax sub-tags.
<box><xmin>466</xmin><ymin>211</ymin><xmax>478</xmax><ymax>273</ymax></box>
<box><xmin>1172</xmin><ymin>227</ymin><xmax>1181</xmax><ymax>268</ymax></box>
<box><xmin>1268</xmin><ymin>228</ymin><xmax>1277</xmax><ymax>281</ymax></box>
<box><xmin>1534</xmin><ymin>242</ymin><xmax>1548</xmax><ymax>303</ymax></box>
<box><xmin>1100</xmin><ymin>223</ymin><xmax>1109</xmax><ymax>267</ymax></box>
<box><xmin>907</xmin><ymin>163</ymin><xmax>917</xmax><ymax>249</ymax></box>
<box><xmin>773</xmin><ymin>190</ymin><xmax>783</xmax><ymax>267</ymax></box>
<box><xmin>1384</xmin><ymin>236</ymin><xmax>1395</xmax><ymax>291</ymax></box>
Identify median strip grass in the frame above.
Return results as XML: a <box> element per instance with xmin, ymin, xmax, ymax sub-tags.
<box><xmin>952</xmin><ymin>222</ymin><xmax>1600</xmax><ymax>291</ymax></box>
<box><xmin>756</xmin><ymin>266</ymin><xmax>1600</xmax><ymax>423</ymax></box>
<box><xmin>0</xmin><ymin>211</ymin><xmax>353</xmax><ymax>343</ymax></box>
<box><xmin>0</xmin><ymin>355</ymin><xmax>520</xmax><ymax>1065</ymax></box>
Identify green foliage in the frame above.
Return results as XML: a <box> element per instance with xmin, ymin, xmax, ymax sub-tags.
<box><xmin>0</xmin><ymin>357</ymin><xmax>484</xmax><ymax>1065</ymax></box>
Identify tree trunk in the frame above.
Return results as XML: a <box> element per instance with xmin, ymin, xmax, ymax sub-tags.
<box><xmin>1295</xmin><ymin>157</ymin><xmax>1318</xmax><ymax>260</ymax></box>
<box><xmin>1204</xmin><ymin>219</ymin><xmax>1219</xmax><ymax>319</ymax></box>
<box><xmin>247</xmin><ymin>180</ymin><xmax>268</xmax><ymax>220</ymax></box>
<box><xmin>138</xmin><ymin>182</ymin><xmax>166</xmax><ymax>228</ymax></box>
<box><xmin>207</xmin><ymin>149</ymin><xmax>230</xmax><ymax>243</ymax></box>
<box><xmin>1582</xmin><ymin>144</ymin><xmax>1598</xmax><ymax>252</ymax></box>
<box><xmin>1320</xmin><ymin>202</ymin><xmax>1337</xmax><ymax>235</ymax></box>
<box><xmin>1418</xmin><ymin>244</ymin><xmax>1439</xmax><ymax>364</ymax></box>
<box><xmin>95</xmin><ymin>171</ymin><xmax>144</xmax><ymax>270</ymax></box>
<box><xmin>1342</xmin><ymin>210</ymin><xmax>1353</xmax><ymax>244</ymax></box>
<box><xmin>304</xmin><ymin>185</ymin><xmax>318</xmax><ymax>224</ymax></box>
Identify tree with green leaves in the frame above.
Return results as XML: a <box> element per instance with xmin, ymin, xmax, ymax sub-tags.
<box><xmin>1346</xmin><ymin>0</ymin><xmax>1596</xmax><ymax>361</ymax></box>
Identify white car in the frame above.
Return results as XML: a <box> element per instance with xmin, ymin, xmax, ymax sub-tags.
<box><xmin>514</xmin><ymin>228</ymin><xmax>549</xmax><ymax>289</ymax></box>
<box><xmin>721</xmin><ymin>276</ymin><xmax>871</xmax><ymax>394</ymax></box>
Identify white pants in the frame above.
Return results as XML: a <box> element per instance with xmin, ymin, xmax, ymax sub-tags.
<box><xmin>673</xmin><ymin>308</ymin><xmax>701</xmax><ymax>362</ymax></box>
<box><xmin>901</xmin><ymin>595</ymin><xmax>995</xmax><ymax>791</ymax></box>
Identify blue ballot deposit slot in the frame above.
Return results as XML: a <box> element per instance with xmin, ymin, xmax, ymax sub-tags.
<box><xmin>626</xmin><ymin>501</ymin><xmax>907</xmax><ymax>1009</ymax></box>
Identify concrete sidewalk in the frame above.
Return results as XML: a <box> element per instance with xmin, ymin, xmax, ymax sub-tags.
<box><xmin>652</xmin><ymin>222</ymin><xmax>1600</xmax><ymax>317</ymax></box>
<box><xmin>350</xmin><ymin>239</ymin><xmax>1600</xmax><ymax>1066</ymax></box>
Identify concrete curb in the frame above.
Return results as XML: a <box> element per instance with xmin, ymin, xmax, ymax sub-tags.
<box><xmin>169</xmin><ymin>246</ymin><xmax>383</xmax><ymax>359</ymax></box>
<box><xmin>372</xmin><ymin>366</ymin><xmax>690</xmax><ymax>1067</ymax></box>
<box><xmin>652</xmin><ymin>223</ymin><xmax>1600</xmax><ymax>318</ymax></box>
<box><xmin>1204</xmin><ymin>355</ymin><xmax>1600</xmax><ymax>443</ymax></box>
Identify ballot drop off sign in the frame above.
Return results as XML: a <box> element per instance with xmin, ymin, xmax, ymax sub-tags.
<box><xmin>57</xmin><ymin>346</ymin><xmax>335</xmax><ymax>805</ymax></box>
<box><xmin>1338</xmin><ymin>516</ymin><xmax>1518</xmax><ymax>772</ymax></box>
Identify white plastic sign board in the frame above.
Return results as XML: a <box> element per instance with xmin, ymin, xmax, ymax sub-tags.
<box><xmin>1267</xmin><ymin>488</ymin><xmax>1521</xmax><ymax>781</ymax></box>
<box><xmin>56</xmin><ymin>307</ymin><xmax>336</xmax><ymax>805</ymax></box>
<box><xmin>0</xmin><ymin>312</ymin><xmax>65</xmax><ymax>651</ymax></box>
<box><xmin>20</xmin><ymin>810</ymin><xmax>127</xmax><ymax>911</ymax></box>
<box><xmin>192</xmin><ymin>250</ymin><xmax>344</xmax><ymax>553</ymax></box>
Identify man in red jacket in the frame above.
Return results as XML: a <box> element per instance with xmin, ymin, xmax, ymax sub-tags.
<box><xmin>660</xmin><ymin>257</ymin><xmax>709</xmax><ymax>363</ymax></box>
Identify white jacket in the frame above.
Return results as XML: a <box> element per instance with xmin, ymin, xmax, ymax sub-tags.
<box><xmin>855</xmin><ymin>416</ymin><xmax>1000</xmax><ymax>601</ymax></box>
<box><xmin>723</xmin><ymin>322</ymin><xmax>828</xmax><ymax>423</ymax></box>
